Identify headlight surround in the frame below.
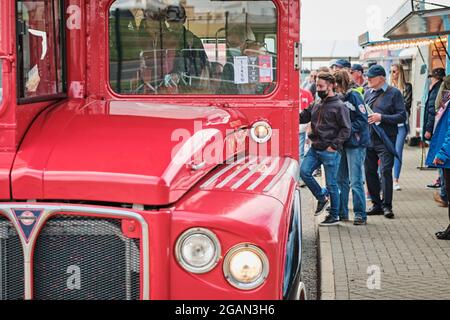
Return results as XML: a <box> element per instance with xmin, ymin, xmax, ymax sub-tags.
<box><xmin>250</xmin><ymin>121</ymin><xmax>273</xmax><ymax>144</ymax></box>
<box><xmin>175</xmin><ymin>228</ymin><xmax>221</xmax><ymax>274</ymax></box>
<box><xmin>223</xmin><ymin>244</ymin><xmax>269</xmax><ymax>290</ymax></box>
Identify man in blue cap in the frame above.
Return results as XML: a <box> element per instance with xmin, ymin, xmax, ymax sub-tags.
<box><xmin>364</xmin><ymin>65</ymin><xmax>407</xmax><ymax>219</ymax></box>
<box><xmin>351</xmin><ymin>64</ymin><xmax>367</xmax><ymax>94</ymax></box>
<box><xmin>331</xmin><ymin>59</ymin><xmax>352</xmax><ymax>74</ymax></box>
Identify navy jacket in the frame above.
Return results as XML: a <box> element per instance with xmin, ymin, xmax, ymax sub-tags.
<box><xmin>423</xmin><ymin>80</ymin><xmax>443</xmax><ymax>138</ymax></box>
<box><xmin>339</xmin><ymin>90</ymin><xmax>370</xmax><ymax>148</ymax></box>
<box><xmin>300</xmin><ymin>95</ymin><xmax>351</xmax><ymax>151</ymax></box>
<box><xmin>364</xmin><ymin>84</ymin><xmax>407</xmax><ymax>139</ymax></box>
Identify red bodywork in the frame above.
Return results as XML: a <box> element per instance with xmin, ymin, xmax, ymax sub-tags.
<box><xmin>0</xmin><ymin>0</ymin><xmax>301</xmax><ymax>300</ymax></box>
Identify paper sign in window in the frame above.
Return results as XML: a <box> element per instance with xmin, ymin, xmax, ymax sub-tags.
<box><xmin>233</xmin><ymin>56</ymin><xmax>249</xmax><ymax>84</ymax></box>
<box><xmin>248</xmin><ymin>56</ymin><xmax>259</xmax><ymax>84</ymax></box>
<box><xmin>26</xmin><ymin>65</ymin><xmax>41</xmax><ymax>93</ymax></box>
<box><xmin>259</xmin><ymin>55</ymin><xmax>273</xmax><ymax>83</ymax></box>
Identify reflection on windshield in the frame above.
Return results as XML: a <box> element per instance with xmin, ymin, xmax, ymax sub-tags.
<box><xmin>109</xmin><ymin>0</ymin><xmax>277</xmax><ymax>95</ymax></box>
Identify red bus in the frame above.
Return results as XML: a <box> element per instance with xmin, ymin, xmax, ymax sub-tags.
<box><xmin>0</xmin><ymin>0</ymin><xmax>303</xmax><ymax>300</ymax></box>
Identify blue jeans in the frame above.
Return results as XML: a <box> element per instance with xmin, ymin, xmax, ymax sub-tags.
<box><xmin>394</xmin><ymin>125</ymin><xmax>407</xmax><ymax>180</ymax></box>
<box><xmin>299</xmin><ymin>132</ymin><xmax>306</xmax><ymax>160</ymax></box>
<box><xmin>300</xmin><ymin>148</ymin><xmax>341</xmax><ymax>219</ymax></box>
<box><xmin>337</xmin><ymin>147</ymin><xmax>367</xmax><ymax>221</ymax></box>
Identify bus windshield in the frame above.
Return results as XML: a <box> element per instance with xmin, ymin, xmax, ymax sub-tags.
<box><xmin>109</xmin><ymin>0</ymin><xmax>277</xmax><ymax>95</ymax></box>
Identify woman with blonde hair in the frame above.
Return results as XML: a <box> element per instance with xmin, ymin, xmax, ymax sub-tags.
<box><xmin>390</xmin><ymin>63</ymin><xmax>412</xmax><ymax>191</ymax></box>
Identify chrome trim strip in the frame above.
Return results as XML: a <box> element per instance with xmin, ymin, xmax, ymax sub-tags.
<box><xmin>216</xmin><ymin>157</ymin><xmax>256</xmax><ymax>189</ymax></box>
<box><xmin>287</xmin><ymin>160</ymin><xmax>300</xmax><ymax>183</ymax></box>
<box><xmin>200</xmin><ymin>156</ymin><xmax>246</xmax><ymax>190</ymax></box>
<box><xmin>263</xmin><ymin>159</ymin><xmax>291</xmax><ymax>193</ymax></box>
<box><xmin>263</xmin><ymin>159</ymin><xmax>299</xmax><ymax>193</ymax></box>
<box><xmin>247</xmin><ymin>157</ymin><xmax>280</xmax><ymax>191</ymax></box>
<box><xmin>231</xmin><ymin>157</ymin><xmax>272</xmax><ymax>190</ymax></box>
<box><xmin>0</xmin><ymin>204</ymin><xmax>150</xmax><ymax>300</ymax></box>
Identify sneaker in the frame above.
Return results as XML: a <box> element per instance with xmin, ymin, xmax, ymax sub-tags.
<box><xmin>433</xmin><ymin>192</ymin><xmax>449</xmax><ymax>208</ymax></box>
<box><xmin>339</xmin><ymin>216</ymin><xmax>350</xmax><ymax>222</ymax></box>
<box><xmin>383</xmin><ymin>208</ymin><xmax>395</xmax><ymax>219</ymax></box>
<box><xmin>315</xmin><ymin>198</ymin><xmax>329</xmax><ymax>216</ymax></box>
<box><xmin>393</xmin><ymin>183</ymin><xmax>402</xmax><ymax>191</ymax></box>
<box><xmin>427</xmin><ymin>181</ymin><xmax>441</xmax><ymax>189</ymax></box>
<box><xmin>320</xmin><ymin>215</ymin><xmax>340</xmax><ymax>226</ymax></box>
<box><xmin>353</xmin><ymin>218</ymin><xmax>367</xmax><ymax>226</ymax></box>
<box><xmin>366</xmin><ymin>206</ymin><xmax>384</xmax><ymax>216</ymax></box>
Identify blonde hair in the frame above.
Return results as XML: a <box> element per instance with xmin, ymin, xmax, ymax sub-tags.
<box><xmin>390</xmin><ymin>63</ymin><xmax>407</xmax><ymax>93</ymax></box>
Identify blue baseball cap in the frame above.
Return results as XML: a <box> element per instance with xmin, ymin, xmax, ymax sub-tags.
<box><xmin>351</xmin><ymin>64</ymin><xmax>364</xmax><ymax>73</ymax></box>
<box><xmin>366</xmin><ymin>65</ymin><xmax>386</xmax><ymax>78</ymax></box>
<box><xmin>331</xmin><ymin>59</ymin><xmax>351</xmax><ymax>69</ymax></box>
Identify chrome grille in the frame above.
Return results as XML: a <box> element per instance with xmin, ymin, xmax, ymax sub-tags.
<box><xmin>33</xmin><ymin>216</ymin><xmax>140</xmax><ymax>300</ymax></box>
<box><xmin>0</xmin><ymin>216</ymin><xmax>25</xmax><ymax>300</ymax></box>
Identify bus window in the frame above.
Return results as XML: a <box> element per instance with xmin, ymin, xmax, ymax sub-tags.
<box><xmin>16</xmin><ymin>0</ymin><xmax>65</xmax><ymax>102</ymax></box>
<box><xmin>109</xmin><ymin>0</ymin><xmax>277</xmax><ymax>95</ymax></box>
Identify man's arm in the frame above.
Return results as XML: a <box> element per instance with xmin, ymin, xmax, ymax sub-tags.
<box><xmin>299</xmin><ymin>104</ymin><xmax>313</xmax><ymax>124</ymax></box>
<box><xmin>425</xmin><ymin>98</ymin><xmax>436</xmax><ymax>134</ymax></box>
<box><xmin>380</xmin><ymin>90</ymin><xmax>407</xmax><ymax>124</ymax></box>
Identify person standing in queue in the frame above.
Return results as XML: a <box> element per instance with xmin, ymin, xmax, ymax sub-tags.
<box><xmin>390</xmin><ymin>63</ymin><xmax>413</xmax><ymax>191</ymax></box>
<box><xmin>364</xmin><ymin>65</ymin><xmax>407</xmax><ymax>219</ymax></box>
<box><xmin>423</xmin><ymin>68</ymin><xmax>446</xmax><ymax>207</ymax></box>
<box><xmin>351</xmin><ymin>64</ymin><xmax>367</xmax><ymax>92</ymax></box>
<box><xmin>300</xmin><ymin>72</ymin><xmax>351</xmax><ymax>226</ymax></box>
<box><xmin>334</xmin><ymin>71</ymin><xmax>370</xmax><ymax>226</ymax></box>
<box><xmin>426</xmin><ymin>90</ymin><xmax>450</xmax><ymax>240</ymax></box>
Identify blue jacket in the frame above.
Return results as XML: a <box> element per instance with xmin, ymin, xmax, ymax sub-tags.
<box><xmin>426</xmin><ymin>106</ymin><xmax>450</xmax><ymax>169</ymax></box>
<box><xmin>340</xmin><ymin>90</ymin><xmax>370</xmax><ymax>148</ymax></box>
<box><xmin>364</xmin><ymin>84</ymin><xmax>407</xmax><ymax>138</ymax></box>
<box><xmin>423</xmin><ymin>80</ymin><xmax>443</xmax><ymax>139</ymax></box>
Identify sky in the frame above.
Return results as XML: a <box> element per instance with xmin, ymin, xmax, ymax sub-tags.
<box><xmin>301</xmin><ymin>0</ymin><xmax>406</xmax><ymax>43</ymax></box>
<box><xmin>300</xmin><ymin>0</ymin><xmax>449</xmax><ymax>58</ymax></box>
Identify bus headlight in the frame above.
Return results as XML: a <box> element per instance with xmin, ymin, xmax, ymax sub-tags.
<box><xmin>250</xmin><ymin>121</ymin><xmax>273</xmax><ymax>144</ymax></box>
<box><xmin>175</xmin><ymin>228</ymin><xmax>221</xmax><ymax>274</ymax></box>
<box><xmin>223</xmin><ymin>244</ymin><xmax>269</xmax><ymax>290</ymax></box>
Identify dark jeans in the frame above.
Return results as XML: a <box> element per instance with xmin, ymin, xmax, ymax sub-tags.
<box><xmin>365</xmin><ymin>135</ymin><xmax>396</xmax><ymax>210</ymax></box>
<box><xmin>444</xmin><ymin>168</ymin><xmax>450</xmax><ymax>221</ymax></box>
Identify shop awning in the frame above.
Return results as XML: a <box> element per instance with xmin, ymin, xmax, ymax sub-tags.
<box><xmin>384</xmin><ymin>0</ymin><xmax>450</xmax><ymax>40</ymax></box>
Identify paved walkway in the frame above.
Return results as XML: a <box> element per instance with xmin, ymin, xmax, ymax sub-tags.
<box><xmin>312</xmin><ymin>146</ymin><xmax>450</xmax><ymax>300</ymax></box>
